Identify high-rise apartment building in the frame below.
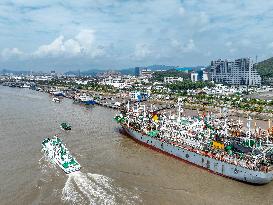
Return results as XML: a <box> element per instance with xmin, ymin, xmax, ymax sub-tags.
<box><xmin>210</xmin><ymin>58</ymin><xmax>261</xmax><ymax>86</ymax></box>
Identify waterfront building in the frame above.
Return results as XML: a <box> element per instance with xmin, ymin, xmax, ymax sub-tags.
<box><xmin>164</xmin><ymin>77</ymin><xmax>183</xmax><ymax>83</ymax></box>
<box><xmin>210</xmin><ymin>58</ymin><xmax>261</xmax><ymax>86</ymax></box>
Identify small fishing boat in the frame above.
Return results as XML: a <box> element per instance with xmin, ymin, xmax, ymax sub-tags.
<box><xmin>60</xmin><ymin>122</ymin><xmax>71</xmax><ymax>130</ymax></box>
<box><xmin>52</xmin><ymin>97</ymin><xmax>60</xmax><ymax>103</ymax></box>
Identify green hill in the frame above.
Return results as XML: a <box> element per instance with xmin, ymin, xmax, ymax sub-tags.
<box><xmin>256</xmin><ymin>57</ymin><xmax>273</xmax><ymax>82</ymax></box>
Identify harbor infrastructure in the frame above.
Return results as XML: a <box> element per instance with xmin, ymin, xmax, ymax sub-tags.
<box><xmin>0</xmin><ymin>70</ymin><xmax>272</xmax><ymax>120</ymax></box>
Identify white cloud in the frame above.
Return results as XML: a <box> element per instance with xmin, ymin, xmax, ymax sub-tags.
<box><xmin>241</xmin><ymin>39</ymin><xmax>251</xmax><ymax>46</ymax></box>
<box><xmin>225</xmin><ymin>41</ymin><xmax>232</xmax><ymax>47</ymax></box>
<box><xmin>268</xmin><ymin>42</ymin><xmax>273</xmax><ymax>48</ymax></box>
<box><xmin>229</xmin><ymin>48</ymin><xmax>237</xmax><ymax>53</ymax></box>
<box><xmin>1</xmin><ymin>47</ymin><xmax>23</xmax><ymax>60</ymax></box>
<box><xmin>178</xmin><ymin>6</ymin><xmax>186</xmax><ymax>16</ymax></box>
<box><xmin>33</xmin><ymin>29</ymin><xmax>104</xmax><ymax>58</ymax></box>
<box><xmin>199</xmin><ymin>12</ymin><xmax>209</xmax><ymax>25</ymax></box>
<box><xmin>134</xmin><ymin>43</ymin><xmax>152</xmax><ymax>59</ymax></box>
<box><xmin>34</xmin><ymin>35</ymin><xmax>65</xmax><ymax>57</ymax></box>
<box><xmin>2</xmin><ymin>0</ymin><xmax>273</xmax><ymax>70</ymax></box>
<box><xmin>185</xmin><ymin>39</ymin><xmax>195</xmax><ymax>51</ymax></box>
<box><xmin>171</xmin><ymin>39</ymin><xmax>195</xmax><ymax>53</ymax></box>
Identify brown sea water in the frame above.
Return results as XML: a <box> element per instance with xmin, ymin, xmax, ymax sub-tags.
<box><xmin>1</xmin><ymin>86</ymin><xmax>273</xmax><ymax>205</ymax></box>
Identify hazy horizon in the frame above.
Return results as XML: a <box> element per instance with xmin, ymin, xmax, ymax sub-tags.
<box><xmin>1</xmin><ymin>0</ymin><xmax>273</xmax><ymax>71</ymax></box>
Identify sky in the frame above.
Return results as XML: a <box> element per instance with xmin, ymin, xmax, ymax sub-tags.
<box><xmin>1</xmin><ymin>0</ymin><xmax>273</xmax><ymax>71</ymax></box>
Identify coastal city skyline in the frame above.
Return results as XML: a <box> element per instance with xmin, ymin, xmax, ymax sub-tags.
<box><xmin>1</xmin><ymin>0</ymin><xmax>273</xmax><ymax>71</ymax></box>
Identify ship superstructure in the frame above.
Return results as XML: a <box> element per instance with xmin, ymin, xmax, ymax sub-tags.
<box><xmin>115</xmin><ymin>99</ymin><xmax>273</xmax><ymax>184</ymax></box>
<box><xmin>42</xmin><ymin>136</ymin><xmax>81</xmax><ymax>174</ymax></box>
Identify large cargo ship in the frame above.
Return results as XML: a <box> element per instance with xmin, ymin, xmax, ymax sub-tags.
<box><xmin>115</xmin><ymin>100</ymin><xmax>273</xmax><ymax>184</ymax></box>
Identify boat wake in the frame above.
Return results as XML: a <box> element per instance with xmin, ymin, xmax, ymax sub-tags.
<box><xmin>39</xmin><ymin>155</ymin><xmax>61</xmax><ymax>176</ymax></box>
<box><xmin>62</xmin><ymin>171</ymin><xmax>141</xmax><ymax>205</ymax></box>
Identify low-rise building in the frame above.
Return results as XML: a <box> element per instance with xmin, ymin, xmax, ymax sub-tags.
<box><xmin>164</xmin><ymin>77</ymin><xmax>183</xmax><ymax>83</ymax></box>
<box><xmin>191</xmin><ymin>72</ymin><xmax>199</xmax><ymax>82</ymax></box>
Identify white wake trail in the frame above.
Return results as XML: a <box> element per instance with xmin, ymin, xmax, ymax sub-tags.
<box><xmin>62</xmin><ymin>171</ymin><xmax>141</xmax><ymax>205</ymax></box>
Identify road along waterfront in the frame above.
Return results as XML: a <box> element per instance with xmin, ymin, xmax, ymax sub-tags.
<box><xmin>1</xmin><ymin>86</ymin><xmax>273</xmax><ymax>205</ymax></box>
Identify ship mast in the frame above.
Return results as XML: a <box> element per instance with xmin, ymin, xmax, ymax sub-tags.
<box><xmin>127</xmin><ymin>100</ymin><xmax>130</xmax><ymax>112</ymax></box>
<box><xmin>177</xmin><ymin>98</ymin><xmax>183</xmax><ymax>123</ymax></box>
<box><xmin>246</xmin><ymin>116</ymin><xmax>252</xmax><ymax>145</ymax></box>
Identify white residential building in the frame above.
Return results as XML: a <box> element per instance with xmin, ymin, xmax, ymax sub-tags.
<box><xmin>210</xmin><ymin>58</ymin><xmax>261</xmax><ymax>86</ymax></box>
<box><xmin>164</xmin><ymin>77</ymin><xmax>183</xmax><ymax>83</ymax></box>
<box><xmin>202</xmin><ymin>71</ymin><xmax>209</xmax><ymax>81</ymax></box>
<box><xmin>191</xmin><ymin>72</ymin><xmax>199</xmax><ymax>82</ymax></box>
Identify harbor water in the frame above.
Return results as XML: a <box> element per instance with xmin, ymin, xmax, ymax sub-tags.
<box><xmin>1</xmin><ymin>86</ymin><xmax>273</xmax><ymax>205</ymax></box>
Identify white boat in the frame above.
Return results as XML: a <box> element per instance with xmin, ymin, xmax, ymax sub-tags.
<box><xmin>52</xmin><ymin>91</ymin><xmax>65</xmax><ymax>97</ymax></box>
<box><xmin>42</xmin><ymin>136</ymin><xmax>81</xmax><ymax>174</ymax></box>
<box><xmin>21</xmin><ymin>84</ymin><xmax>30</xmax><ymax>88</ymax></box>
<box><xmin>52</xmin><ymin>97</ymin><xmax>60</xmax><ymax>103</ymax></box>
<box><xmin>75</xmin><ymin>93</ymin><xmax>96</xmax><ymax>105</ymax></box>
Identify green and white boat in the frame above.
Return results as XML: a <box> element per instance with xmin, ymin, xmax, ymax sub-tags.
<box><xmin>42</xmin><ymin>136</ymin><xmax>81</xmax><ymax>174</ymax></box>
<box><xmin>60</xmin><ymin>122</ymin><xmax>71</xmax><ymax>130</ymax></box>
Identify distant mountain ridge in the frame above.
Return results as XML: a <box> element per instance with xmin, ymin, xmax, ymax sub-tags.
<box><xmin>1</xmin><ymin>64</ymin><xmax>205</xmax><ymax>76</ymax></box>
<box><xmin>64</xmin><ymin>65</ymin><xmax>179</xmax><ymax>76</ymax></box>
<box><xmin>64</xmin><ymin>65</ymin><xmax>204</xmax><ymax>76</ymax></box>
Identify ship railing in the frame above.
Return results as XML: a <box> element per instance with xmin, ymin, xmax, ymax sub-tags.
<box><xmin>126</xmin><ymin>123</ymin><xmax>273</xmax><ymax>172</ymax></box>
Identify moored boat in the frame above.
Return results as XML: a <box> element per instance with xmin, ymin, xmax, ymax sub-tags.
<box><xmin>20</xmin><ymin>83</ymin><xmax>31</xmax><ymax>88</ymax></box>
<box><xmin>52</xmin><ymin>97</ymin><xmax>60</xmax><ymax>103</ymax></box>
<box><xmin>52</xmin><ymin>91</ymin><xmax>65</xmax><ymax>97</ymax></box>
<box><xmin>115</xmin><ymin>100</ymin><xmax>273</xmax><ymax>184</ymax></box>
<box><xmin>74</xmin><ymin>93</ymin><xmax>96</xmax><ymax>105</ymax></box>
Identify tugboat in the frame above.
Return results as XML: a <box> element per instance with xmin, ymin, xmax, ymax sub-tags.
<box><xmin>42</xmin><ymin>136</ymin><xmax>81</xmax><ymax>174</ymax></box>
<box><xmin>60</xmin><ymin>122</ymin><xmax>72</xmax><ymax>130</ymax></box>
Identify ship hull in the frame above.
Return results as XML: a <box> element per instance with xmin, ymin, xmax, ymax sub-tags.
<box><xmin>122</xmin><ymin>126</ymin><xmax>273</xmax><ymax>184</ymax></box>
<box><xmin>82</xmin><ymin>100</ymin><xmax>96</xmax><ymax>105</ymax></box>
<box><xmin>74</xmin><ymin>99</ymin><xmax>96</xmax><ymax>105</ymax></box>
